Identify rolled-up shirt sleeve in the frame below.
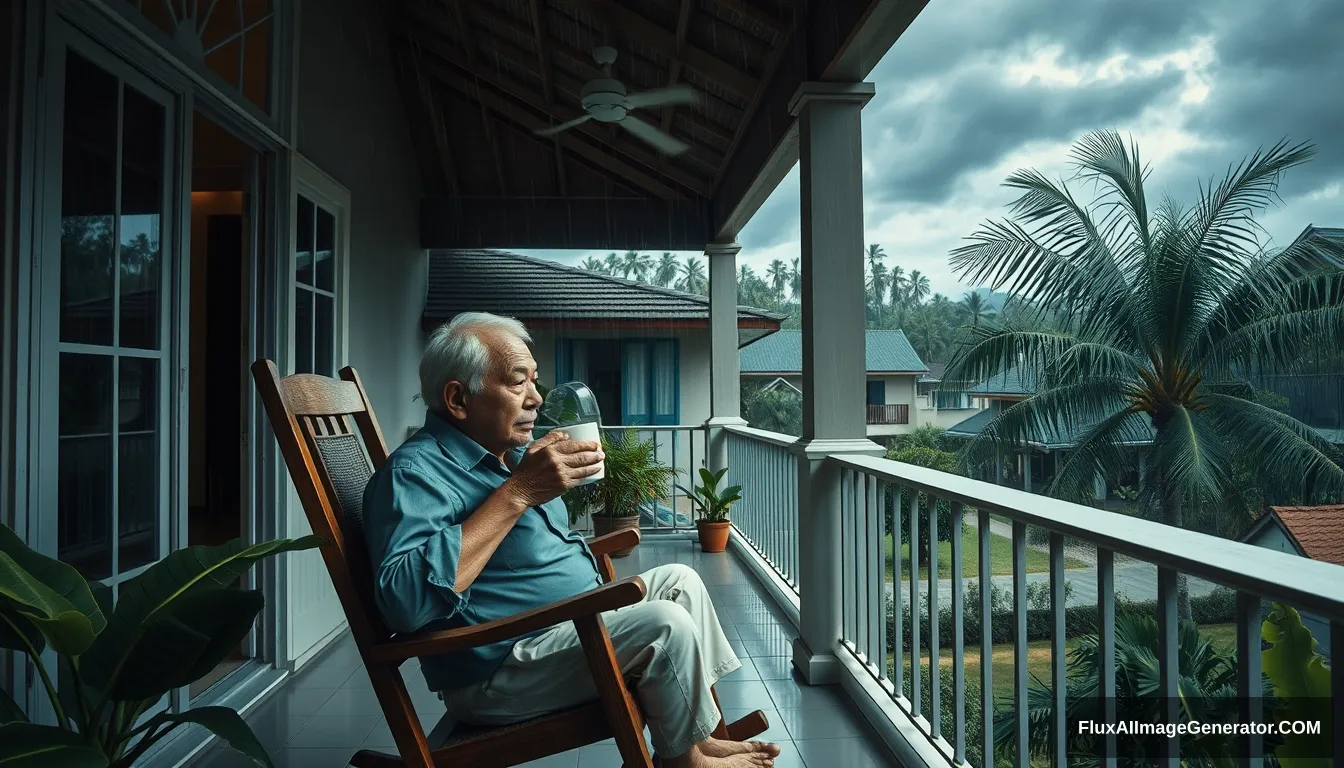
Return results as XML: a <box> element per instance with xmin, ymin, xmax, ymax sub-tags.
<box><xmin>363</xmin><ymin>462</ymin><xmax>469</xmax><ymax>633</ymax></box>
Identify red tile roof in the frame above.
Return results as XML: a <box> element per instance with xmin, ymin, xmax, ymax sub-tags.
<box><xmin>1269</xmin><ymin>505</ymin><xmax>1344</xmax><ymax>566</ymax></box>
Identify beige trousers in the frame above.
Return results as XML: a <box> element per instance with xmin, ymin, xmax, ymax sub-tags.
<box><xmin>442</xmin><ymin>563</ymin><xmax>741</xmax><ymax>757</ymax></box>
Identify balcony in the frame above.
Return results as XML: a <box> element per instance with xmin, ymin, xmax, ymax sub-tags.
<box><xmin>867</xmin><ymin>404</ymin><xmax>910</xmax><ymax>425</ymax></box>
<box><xmin>195</xmin><ymin>423</ymin><xmax>1344</xmax><ymax>768</ymax></box>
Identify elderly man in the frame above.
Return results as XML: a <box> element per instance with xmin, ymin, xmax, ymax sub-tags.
<box><xmin>363</xmin><ymin>312</ymin><xmax>779</xmax><ymax>768</ymax></box>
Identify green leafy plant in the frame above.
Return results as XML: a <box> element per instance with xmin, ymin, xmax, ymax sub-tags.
<box><xmin>564</xmin><ymin>430</ymin><xmax>678</xmax><ymax>524</ymax></box>
<box><xmin>677</xmin><ymin>467</ymin><xmax>742</xmax><ymax>523</ymax></box>
<box><xmin>1261</xmin><ymin>603</ymin><xmax>1332</xmax><ymax>764</ymax></box>
<box><xmin>0</xmin><ymin>524</ymin><xmax>321</xmax><ymax>767</ymax></box>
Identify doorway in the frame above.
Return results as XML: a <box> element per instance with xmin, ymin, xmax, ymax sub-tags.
<box><xmin>186</xmin><ymin>110</ymin><xmax>261</xmax><ymax>699</ymax></box>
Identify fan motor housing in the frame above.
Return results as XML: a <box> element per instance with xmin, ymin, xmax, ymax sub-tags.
<box><xmin>582</xmin><ymin>78</ymin><xmax>628</xmax><ymax>123</ymax></box>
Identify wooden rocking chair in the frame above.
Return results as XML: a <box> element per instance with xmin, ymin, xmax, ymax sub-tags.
<box><xmin>251</xmin><ymin>360</ymin><xmax>767</xmax><ymax>767</ymax></box>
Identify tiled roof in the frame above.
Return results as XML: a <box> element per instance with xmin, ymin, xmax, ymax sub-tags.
<box><xmin>1269</xmin><ymin>505</ymin><xmax>1344</xmax><ymax>566</ymax></box>
<box><xmin>1291</xmin><ymin>225</ymin><xmax>1344</xmax><ymax>267</ymax></box>
<box><xmin>423</xmin><ymin>250</ymin><xmax>785</xmax><ymax>345</ymax></box>
<box><xmin>965</xmin><ymin>367</ymin><xmax>1037</xmax><ymax>396</ymax></box>
<box><xmin>738</xmin><ymin>330</ymin><xmax>927</xmax><ymax>374</ymax></box>
<box><xmin>919</xmin><ymin>362</ymin><xmax>947</xmax><ymax>383</ymax></box>
<box><xmin>944</xmin><ymin>405</ymin><xmax>1155</xmax><ymax>449</ymax></box>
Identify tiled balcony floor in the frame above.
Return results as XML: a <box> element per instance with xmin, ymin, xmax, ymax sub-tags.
<box><xmin>195</xmin><ymin>539</ymin><xmax>898</xmax><ymax>767</ymax></box>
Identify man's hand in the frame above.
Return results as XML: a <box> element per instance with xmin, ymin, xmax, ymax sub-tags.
<box><xmin>506</xmin><ymin>430</ymin><xmax>604</xmax><ymax>507</ymax></box>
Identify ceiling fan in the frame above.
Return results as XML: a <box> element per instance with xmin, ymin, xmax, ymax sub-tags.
<box><xmin>534</xmin><ymin>46</ymin><xmax>699</xmax><ymax>155</ymax></box>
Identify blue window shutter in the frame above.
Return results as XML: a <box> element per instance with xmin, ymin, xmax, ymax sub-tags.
<box><xmin>622</xmin><ymin>340</ymin><xmax>651</xmax><ymax>425</ymax></box>
<box><xmin>651</xmin><ymin>339</ymin><xmax>678</xmax><ymax>425</ymax></box>
<box><xmin>866</xmin><ymin>380</ymin><xmax>885</xmax><ymax>405</ymax></box>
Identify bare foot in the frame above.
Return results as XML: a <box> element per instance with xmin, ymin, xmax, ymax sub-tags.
<box><xmin>699</xmin><ymin>737</ymin><xmax>781</xmax><ymax>758</ymax></box>
<box><xmin>662</xmin><ymin>741</ymin><xmax>777</xmax><ymax>768</ymax></box>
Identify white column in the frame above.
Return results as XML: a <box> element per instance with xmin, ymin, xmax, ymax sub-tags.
<box><xmin>1094</xmin><ymin>470</ymin><xmax>1107</xmax><ymax>501</ymax></box>
<box><xmin>788</xmin><ymin>81</ymin><xmax>884</xmax><ymax>686</ymax></box>
<box><xmin>704</xmin><ymin>240</ymin><xmax>746</xmax><ymax>483</ymax></box>
<box><xmin>1023</xmin><ymin>452</ymin><xmax>1033</xmax><ymax>493</ymax></box>
<box><xmin>994</xmin><ymin>448</ymin><xmax>1004</xmax><ymax>486</ymax></box>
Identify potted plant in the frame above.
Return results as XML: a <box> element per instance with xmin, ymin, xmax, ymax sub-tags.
<box><xmin>563</xmin><ymin>430</ymin><xmax>677</xmax><ymax>557</ymax></box>
<box><xmin>0</xmin><ymin>523</ymin><xmax>321</xmax><ymax>767</ymax></box>
<box><xmin>679</xmin><ymin>468</ymin><xmax>741</xmax><ymax>554</ymax></box>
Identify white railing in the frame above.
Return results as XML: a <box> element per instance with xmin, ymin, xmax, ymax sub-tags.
<box><xmin>830</xmin><ymin>453</ymin><xmax>1344</xmax><ymax>767</ymax></box>
<box><xmin>603</xmin><ymin>424</ymin><xmax>707</xmax><ymax>532</ymax></box>
<box><xmin>725</xmin><ymin>425</ymin><xmax>799</xmax><ymax>595</ymax></box>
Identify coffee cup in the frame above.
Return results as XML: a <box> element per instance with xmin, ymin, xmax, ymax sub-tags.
<box><xmin>563</xmin><ymin>421</ymin><xmax>605</xmax><ymax>486</ymax></box>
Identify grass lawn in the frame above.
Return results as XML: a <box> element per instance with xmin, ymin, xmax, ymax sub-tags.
<box><xmin>884</xmin><ymin>531</ymin><xmax>1087</xmax><ymax>581</ymax></box>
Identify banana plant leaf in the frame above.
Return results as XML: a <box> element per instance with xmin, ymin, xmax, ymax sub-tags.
<box><xmin>81</xmin><ymin>536</ymin><xmax>321</xmax><ymax>697</ymax></box>
<box><xmin>0</xmin><ymin>552</ymin><xmax>99</xmax><ymax>657</ymax></box>
<box><xmin>1261</xmin><ymin>604</ymin><xmax>1332</xmax><ymax>763</ymax></box>
<box><xmin>146</xmin><ymin>707</ymin><xmax>272</xmax><ymax>768</ymax></box>
<box><xmin>0</xmin><ymin>723</ymin><xmax>108</xmax><ymax>767</ymax></box>
<box><xmin>0</xmin><ymin>525</ymin><xmax>106</xmax><ymax>656</ymax></box>
<box><xmin>109</xmin><ymin>588</ymin><xmax>266</xmax><ymax>702</ymax></box>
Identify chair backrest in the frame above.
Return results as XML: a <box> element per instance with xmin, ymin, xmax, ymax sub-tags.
<box><xmin>251</xmin><ymin>359</ymin><xmax>395</xmax><ymax>649</ymax></box>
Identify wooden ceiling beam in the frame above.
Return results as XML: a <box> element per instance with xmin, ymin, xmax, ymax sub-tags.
<box><xmin>661</xmin><ymin>0</ymin><xmax>694</xmax><ymax>136</ymax></box>
<box><xmin>527</xmin><ymin>0</ymin><xmax>568</xmax><ymax>197</ymax></box>
<box><xmin>426</xmin><ymin>64</ymin><xmax>682</xmax><ymax>201</ymax></box>
<box><xmin>403</xmin><ymin>43</ymin><xmax>460</xmax><ymax>198</ymax></box>
<box><xmin>712</xmin><ymin>0</ymin><xmax>794</xmax><ymax>194</ymax></box>
<box><xmin>562</xmin><ymin>0</ymin><xmax>757</xmax><ymax>98</ymax></box>
<box><xmin>395</xmin><ymin>16</ymin><xmax>714</xmax><ymax>198</ymax></box>
<box><xmin>445</xmin><ymin>0</ymin><xmax>508</xmax><ymax>194</ymax></box>
<box><xmin>713</xmin><ymin>0</ymin><xmax>789</xmax><ymax>36</ymax></box>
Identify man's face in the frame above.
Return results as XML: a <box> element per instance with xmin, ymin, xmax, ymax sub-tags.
<box><xmin>443</xmin><ymin>329</ymin><xmax>542</xmax><ymax>456</ymax></box>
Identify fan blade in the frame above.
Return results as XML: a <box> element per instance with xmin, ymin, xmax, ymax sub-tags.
<box><xmin>619</xmin><ymin>115</ymin><xmax>690</xmax><ymax>155</ymax></box>
<box><xmin>534</xmin><ymin>114</ymin><xmax>592</xmax><ymax>137</ymax></box>
<box><xmin>625</xmin><ymin>84</ymin><xmax>699</xmax><ymax>109</ymax></box>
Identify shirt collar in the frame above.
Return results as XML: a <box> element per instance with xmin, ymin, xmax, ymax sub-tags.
<box><xmin>422</xmin><ymin>411</ymin><xmax>527</xmax><ymax>471</ymax></box>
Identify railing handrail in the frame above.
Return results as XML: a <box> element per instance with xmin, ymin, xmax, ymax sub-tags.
<box><xmin>831</xmin><ymin>453</ymin><xmax>1344</xmax><ymax>622</ymax></box>
<box><xmin>722</xmin><ymin>423</ymin><xmax>798</xmax><ymax>449</ymax></box>
<box><xmin>552</xmin><ymin>424</ymin><xmax>705</xmax><ymax>432</ymax></box>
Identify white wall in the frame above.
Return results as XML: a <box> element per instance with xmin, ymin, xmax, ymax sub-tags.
<box><xmin>286</xmin><ymin>0</ymin><xmax>425</xmax><ymax>666</ymax></box>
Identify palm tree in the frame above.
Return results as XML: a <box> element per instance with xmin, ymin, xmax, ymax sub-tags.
<box><xmin>789</xmin><ymin>258</ymin><xmax>801</xmax><ymax>299</ymax></box>
<box><xmin>959</xmin><ymin>290</ymin><xmax>994</xmax><ymax>326</ymax></box>
<box><xmin>621</xmin><ymin>250</ymin><xmax>653</xmax><ymax>282</ymax></box>
<box><xmin>680</xmin><ymin>256</ymin><xmax>707</xmax><ymax>294</ymax></box>
<box><xmin>766</xmin><ymin>259</ymin><xmax>789</xmax><ymax>302</ymax></box>
<box><xmin>905</xmin><ymin>269</ymin><xmax>931</xmax><ymax>307</ymax></box>
<box><xmin>888</xmin><ymin>265</ymin><xmax>906</xmax><ymax>309</ymax></box>
<box><xmin>866</xmin><ymin>244</ymin><xmax>888</xmax><ymax>324</ymax></box>
<box><xmin>654</xmin><ymin>252</ymin><xmax>679</xmax><ymax>287</ymax></box>
<box><xmin>943</xmin><ymin>131</ymin><xmax>1344</xmax><ymax>618</ymax></box>
<box><xmin>580</xmin><ymin>256</ymin><xmax>607</xmax><ymax>274</ymax></box>
<box><xmin>603</xmin><ymin>252</ymin><xmax>622</xmax><ymax>275</ymax></box>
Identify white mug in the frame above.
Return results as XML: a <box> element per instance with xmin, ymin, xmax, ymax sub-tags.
<box><xmin>561</xmin><ymin>421</ymin><xmax>605</xmax><ymax>486</ymax></box>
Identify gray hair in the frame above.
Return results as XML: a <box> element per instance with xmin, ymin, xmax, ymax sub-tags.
<box><xmin>420</xmin><ymin>312</ymin><xmax>532</xmax><ymax>412</ymax></box>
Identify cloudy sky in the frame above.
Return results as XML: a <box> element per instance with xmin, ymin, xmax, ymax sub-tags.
<box><xmin>522</xmin><ymin>0</ymin><xmax>1344</xmax><ymax>300</ymax></box>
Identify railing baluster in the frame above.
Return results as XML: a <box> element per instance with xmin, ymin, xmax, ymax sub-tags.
<box><xmin>928</xmin><ymin>492</ymin><xmax>940</xmax><ymax>736</ymax></box>
<box><xmin>893</xmin><ymin>486</ymin><xmax>905</xmax><ymax>699</ymax></box>
<box><xmin>1333</xmin><ymin>620</ymin><xmax>1344</xmax><ymax>766</ymax></box>
<box><xmin>1013</xmin><ymin>520</ymin><xmax>1028</xmax><ymax>768</ymax></box>
<box><xmin>869</xmin><ymin>475</ymin><xmax>881</xmax><ymax>675</ymax></box>
<box><xmin>842</xmin><ymin>469</ymin><xmax>854</xmax><ymax>644</ymax></box>
<box><xmin>1098</xmin><ymin>547</ymin><xmax>1116</xmax><ymax>768</ymax></box>
<box><xmin>909</xmin><ymin>486</ymin><xmax>921</xmax><ymax>715</ymax></box>
<box><xmin>1050</xmin><ymin>532</ymin><xmax>1066</xmax><ymax>768</ymax></box>
<box><xmin>853</xmin><ymin>470</ymin><xmax>865</xmax><ymax>660</ymax></box>
<box><xmin>1236</xmin><ymin>591</ymin><xmax>1263</xmax><ymax>767</ymax></box>
<box><xmin>951</xmin><ymin>501</ymin><xmax>965</xmax><ymax>763</ymax></box>
<box><xmin>1157</xmin><ymin>567</ymin><xmax>1180</xmax><ymax>762</ymax></box>
<box><xmin>979</xmin><ymin>509</ymin><xmax>993</xmax><ymax>768</ymax></box>
<box><xmin>878</xmin><ymin>481</ymin><xmax>889</xmax><ymax>687</ymax></box>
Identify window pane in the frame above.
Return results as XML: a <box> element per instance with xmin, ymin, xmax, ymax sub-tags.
<box><xmin>315</xmin><ymin>205</ymin><xmax>335</xmax><ymax>292</ymax></box>
<box><xmin>60</xmin><ymin>52</ymin><xmax>118</xmax><ymax>346</ymax></box>
<box><xmin>59</xmin><ymin>353</ymin><xmax>113</xmax><ymax>580</ymax></box>
<box><xmin>241</xmin><ymin>8</ymin><xmax>271</xmax><ymax>111</ymax></box>
<box><xmin>624</xmin><ymin>342</ymin><xmax>648</xmax><ymax>422</ymax></box>
<box><xmin>652</xmin><ymin>341</ymin><xmax>675</xmax><ymax>419</ymax></box>
<box><xmin>118</xmin><ymin>358</ymin><xmax>160</xmax><ymax>571</ymax></box>
<box><xmin>294</xmin><ymin>288</ymin><xmax>313</xmax><ymax>374</ymax></box>
<box><xmin>296</xmin><ymin>196</ymin><xmax>314</xmax><ymax>286</ymax></box>
<box><xmin>315</xmin><ymin>293</ymin><xmax>334</xmax><ymax>376</ymax></box>
<box><xmin>119</xmin><ymin>86</ymin><xmax>165</xmax><ymax>350</ymax></box>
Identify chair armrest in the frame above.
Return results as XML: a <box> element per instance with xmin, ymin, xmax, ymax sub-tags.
<box><xmin>588</xmin><ymin>528</ymin><xmax>641</xmax><ymax>557</ymax></box>
<box><xmin>365</xmin><ymin>576</ymin><xmax>647</xmax><ymax>664</ymax></box>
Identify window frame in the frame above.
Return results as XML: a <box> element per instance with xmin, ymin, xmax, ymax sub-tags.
<box><xmin>289</xmin><ymin>153</ymin><xmax>349</xmax><ymax>377</ymax></box>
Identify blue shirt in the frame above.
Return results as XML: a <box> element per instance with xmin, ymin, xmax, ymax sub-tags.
<box><xmin>361</xmin><ymin>412</ymin><xmax>602</xmax><ymax>692</ymax></box>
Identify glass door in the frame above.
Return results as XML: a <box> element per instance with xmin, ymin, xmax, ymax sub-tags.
<box><xmin>36</xmin><ymin>32</ymin><xmax>179</xmax><ymax>723</ymax></box>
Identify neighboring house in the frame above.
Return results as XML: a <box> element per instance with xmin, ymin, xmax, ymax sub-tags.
<box><xmin>917</xmin><ymin>363</ymin><xmax>980</xmax><ymax>428</ymax></box>
<box><xmin>1240</xmin><ymin>505</ymin><xmax>1343</xmax><ymax>655</ymax></box>
<box><xmin>738</xmin><ymin>329</ymin><xmax>982</xmax><ymax>437</ymax></box>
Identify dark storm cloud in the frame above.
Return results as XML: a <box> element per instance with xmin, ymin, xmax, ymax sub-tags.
<box><xmin>738</xmin><ymin>167</ymin><xmax>800</xmax><ymax>251</ymax></box>
<box><xmin>865</xmin><ymin>64</ymin><xmax>1185</xmax><ymax>204</ymax></box>
<box><xmin>1182</xmin><ymin>1</ymin><xmax>1344</xmax><ymax>197</ymax></box>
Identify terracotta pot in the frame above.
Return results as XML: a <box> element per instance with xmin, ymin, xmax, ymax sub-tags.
<box><xmin>697</xmin><ymin>520</ymin><xmax>731</xmax><ymax>554</ymax></box>
<box><xmin>592</xmin><ymin>514</ymin><xmax>641</xmax><ymax>557</ymax></box>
